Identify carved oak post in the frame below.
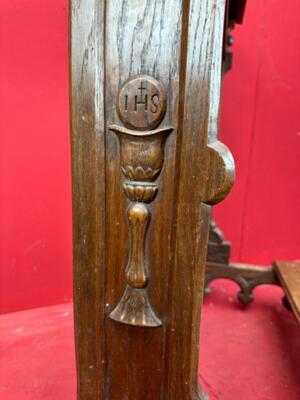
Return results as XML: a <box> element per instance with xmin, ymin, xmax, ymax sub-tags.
<box><xmin>70</xmin><ymin>1</ymin><xmax>234</xmax><ymax>399</ymax></box>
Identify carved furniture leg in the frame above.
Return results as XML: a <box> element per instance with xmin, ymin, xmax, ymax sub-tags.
<box><xmin>70</xmin><ymin>1</ymin><xmax>234</xmax><ymax>399</ymax></box>
<box><xmin>204</xmin><ymin>219</ymin><xmax>281</xmax><ymax>305</ymax></box>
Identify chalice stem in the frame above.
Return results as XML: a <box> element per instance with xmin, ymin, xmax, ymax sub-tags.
<box><xmin>126</xmin><ymin>203</ymin><xmax>150</xmax><ymax>289</ymax></box>
<box><xmin>109</xmin><ymin>201</ymin><xmax>161</xmax><ymax>327</ymax></box>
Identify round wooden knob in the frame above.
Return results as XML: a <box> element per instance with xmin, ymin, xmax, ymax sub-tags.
<box><xmin>116</xmin><ymin>75</ymin><xmax>167</xmax><ymax>131</ymax></box>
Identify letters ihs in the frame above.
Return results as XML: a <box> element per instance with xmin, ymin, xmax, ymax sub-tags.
<box><xmin>124</xmin><ymin>81</ymin><xmax>160</xmax><ymax>114</ymax></box>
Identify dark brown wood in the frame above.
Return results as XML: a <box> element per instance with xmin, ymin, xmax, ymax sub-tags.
<box><xmin>205</xmin><ymin>262</ymin><xmax>280</xmax><ymax>304</ymax></box>
<box><xmin>274</xmin><ymin>260</ymin><xmax>300</xmax><ymax>325</ymax></box>
<box><xmin>70</xmin><ymin>1</ymin><xmax>234</xmax><ymax>399</ymax></box>
<box><xmin>116</xmin><ymin>75</ymin><xmax>167</xmax><ymax>131</ymax></box>
<box><xmin>109</xmin><ymin>79</ymin><xmax>173</xmax><ymax>326</ymax></box>
<box><xmin>229</xmin><ymin>0</ymin><xmax>247</xmax><ymax>24</ymax></box>
<box><xmin>207</xmin><ymin>221</ymin><xmax>231</xmax><ymax>264</ymax></box>
<box><xmin>206</xmin><ymin>0</ymin><xmax>248</xmax><ymax>279</ymax></box>
<box><xmin>221</xmin><ymin>0</ymin><xmax>247</xmax><ymax>74</ymax></box>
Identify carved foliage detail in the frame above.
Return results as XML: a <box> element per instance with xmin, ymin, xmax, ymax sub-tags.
<box><xmin>123</xmin><ymin>182</ymin><xmax>158</xmax><ymax>203</ymax></box>
<box><xmin>121</xmin><ymin>165</ymin><xmax>161</xmax><ymax>181</ymax></box>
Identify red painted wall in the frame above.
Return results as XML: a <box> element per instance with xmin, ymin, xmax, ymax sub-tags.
<box><xmin>0</xmin><ymin>1</ymin><xmax>72</xmax><ymax>313</ymax></box>
<box><xmin>0</xmin><ymin>0</ymin><xmax>299</xmax><ymax>313</ymax></box>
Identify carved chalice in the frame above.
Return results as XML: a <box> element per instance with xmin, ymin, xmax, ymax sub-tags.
<box><xmin>108</xmin><ymin>75</ymin><xmax>173</xmax><ymax>327</ymax></box>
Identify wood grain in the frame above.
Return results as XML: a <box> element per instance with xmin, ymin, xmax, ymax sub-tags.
<box><xmin>70</xmin><ymin>1</ymin><xmax>106</xmax><ymax>398</ymax></box>
<box><xmin>70</xmin><ymin>1</ymin><xmax>233</xmax><ymax>399</ymax></box>
<box><xmin>274</xmin><ymin>260</ymin><xmax>300</xmax><ymax>325</ymax></box>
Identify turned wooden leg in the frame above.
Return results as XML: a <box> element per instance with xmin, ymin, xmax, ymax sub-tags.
<box><xmin>70</xmin><ymin>1</ymin><xmax>234</xmax><ymax>399</ymax></box>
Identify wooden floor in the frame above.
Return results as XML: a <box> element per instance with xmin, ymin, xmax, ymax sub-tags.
<box><xmin>0</xmin><ymin>281</ymin><xmax>299</xmax><ymax>400</ymax></box>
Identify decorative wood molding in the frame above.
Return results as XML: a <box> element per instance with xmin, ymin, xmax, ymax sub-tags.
<box><xmin>205</xmin><ymin>262</ymin><xmax>280</xmax><ymax>304</ymax></box>
<box><xmin>204</xmin><ymin>141</ymin><xmax>235</xmax><ymax>205</ymax></box>
<box><xmin>207</xmin><ymin>220</ymin><xmax>231</xmax><ymax>264</ymax></box>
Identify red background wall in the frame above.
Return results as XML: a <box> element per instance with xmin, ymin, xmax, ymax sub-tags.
<box><xmin>0</xmin><ymin>0</ymin><xmax>299</xmax><ymax>314</ymax></box>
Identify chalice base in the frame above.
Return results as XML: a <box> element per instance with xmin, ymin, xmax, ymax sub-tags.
<box><xmin>109</xmin><ymin>286</ymin><xmax>162</xmax><ymax>327</ymax></box>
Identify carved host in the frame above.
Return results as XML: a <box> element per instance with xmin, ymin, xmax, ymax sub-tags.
<box><xmin>109</xmin><ymin>75</ymin><xmax>173</xmax><ymax>327</ymax></box>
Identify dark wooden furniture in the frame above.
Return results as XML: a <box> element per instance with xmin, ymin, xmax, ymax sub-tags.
<box><xmin>222</xmin><ymin>0</ymin><xmax>247</xmax><ymax>75</ymax></box>
<box><xmin>274</xmin><ymin>260</ymin><xmax>300</xmax><ymax>325</ymax></box>
<box><xmin>205</xmin><ymin>261</ymin><xmax>280</xmax><ymax>304</ymax></box>
<box><xmin>70</xmin><ymin>1</ymin><xmax>234</xmax><ymax>399</ymax></box>
<box><xmin>205</xmin><ymin>0</ymin><xmax>253</xmax><ymax>302</ymax></box>
<box><xmin>205</xmin><ymin>2</ymin><xmax>300</xmax><ymax>321</ymax></box>
<box><xmin>207</xmin><ymin>0</ymin><xmax>247</xmax><ymax>268</ymax></box>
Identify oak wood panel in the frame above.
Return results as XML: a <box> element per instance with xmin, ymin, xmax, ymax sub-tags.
<box><xmin>104</xmin><ymin>2</ymin><xmax>183</xmax><ymax>398</ymax></box>
<box><xmin>70</xmin><ymin>1</ymin><xmax>106</xmax><ymax>398</ymax></box>
<box><xmin>70</xmin><ymin>1</ymin><xmax>233</xmax><ymax>399</ymax></box>
<box><xmin>165</xmin><ymin>2</ymin><xmax>229</xmax><ymax>398</ymax></box>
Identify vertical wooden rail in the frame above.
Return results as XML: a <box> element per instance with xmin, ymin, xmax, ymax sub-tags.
<box><xmin>70</xmin><ymin>1</ymin><xmax>234</xmax><ymax>399</ymax></box>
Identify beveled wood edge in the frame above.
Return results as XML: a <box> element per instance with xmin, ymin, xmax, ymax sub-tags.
<box><xmin>109</xmin><ymin>124</ymin><xmax>174</xmax><ymax>137</ymax></box>
<box><xmin>273</xmin><ymin>260</ymin><xmax>300</xmax><ymax>325</ymax></box>
<box><xmin>204</xmin><ymin>141</ymin><xmax>235</xmax><ymax>205</ymax></box>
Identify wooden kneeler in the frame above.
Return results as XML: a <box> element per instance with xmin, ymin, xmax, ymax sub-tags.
<box><xmin>70</xmin><ymin>1</ymin><xmax>234</xmax><ymax>399</ymax></box>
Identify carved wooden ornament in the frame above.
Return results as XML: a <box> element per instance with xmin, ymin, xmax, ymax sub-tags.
<box><xmin>117</xmin><ymin>75</ymin><xmax>167</xmax><ymax>130</ymax></box>
<box><xmin>109</xmin><ymin>75</ymin><xmax>173</xmax><ymax>327</ymax></box>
